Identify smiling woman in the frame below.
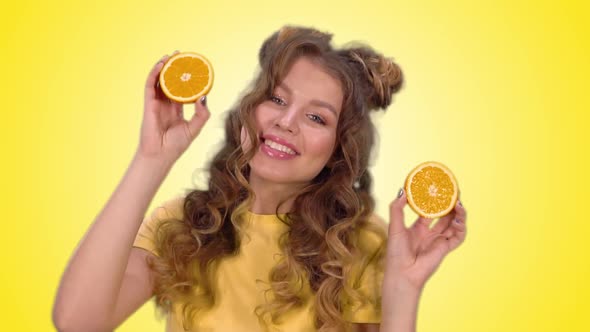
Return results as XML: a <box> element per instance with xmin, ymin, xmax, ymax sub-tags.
<box><xmin>51</xmin><ymin>25</ymin><xmax>463</xmax><ymax>332</ymax></box>
<box><xmin>243</xmin><ymin>56</ymin><xmax>344</xmax><ymax>190</ymax></box>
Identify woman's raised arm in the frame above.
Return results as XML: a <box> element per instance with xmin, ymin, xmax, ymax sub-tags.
<box><xmin>52</xmin><ymin>51</ymin><xmax>211</xmax><ymax>332</ymax></box>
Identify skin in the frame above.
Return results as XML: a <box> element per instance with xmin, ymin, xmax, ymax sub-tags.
<box><xmin>240</xmin><ymin>56</ymin><xmax>469</xmax><ymax>331</ymax></box>
<box><xmin>241</xmin><ymin>56</ymin><xmax>343</xmax><ymax>214</ymax></box>
<box><xmin>52</xmin><ymin>50</ymin><xmax>466</xmax><ymax>332</ymax></box>
<box><xmin>51</xmin><ymin>51</ymin><xmax>211</xmax><ymax>331</ymax></box>
<box><xmin>379</xmin><ymin>193</ymin><xmax>467</xmax><ymax>331</ymax></box>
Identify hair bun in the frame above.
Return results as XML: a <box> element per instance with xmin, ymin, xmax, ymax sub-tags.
<box><xmin>340</xmin><ymin>46</ymin><xmax>404</xmax><ymax>111</ymax></box>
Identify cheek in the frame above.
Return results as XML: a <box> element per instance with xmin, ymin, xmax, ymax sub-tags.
<box><xmin>242</xmin><ymin>108</ymin><xmax>267</xmax><ymax>152</ymax></box>
<box><xmin>308</xmin><ymin>133</ymin><xmax>337</xmax><ymax>160</ymax></box>
<box><xmin>240</xmin><ymin>126</ymin><xmax>250</xmax><ymax>152</ymax></box>
<box><xmin>241</xmin><ymin>124</ymin><xmax>262</xmax><ymax>154</ymax></box>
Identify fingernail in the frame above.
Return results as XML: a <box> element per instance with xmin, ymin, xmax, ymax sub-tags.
<box><xmin>397</xmin><ymin>188</ymin><xmax>404</xmax><ymax>198</ymax></box>
<box><xmin>455</xmin><ymin>218</ymin><xmax>462</xmax><ymax>224</ymax></box>
<box><xmin>200</xmin><ymin>95</ymin><xmax>207</xmax><ymax>107</ymax></box>
<box><xmin>459</xmin><ymin>200</ymin><xmax>463</xmax><ymax>207</ymax></box>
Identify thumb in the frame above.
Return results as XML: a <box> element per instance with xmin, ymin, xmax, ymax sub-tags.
<box><xmin>388</xmin><ymin>188</ymin><xmax>408</xmax><ymax>235</ymax></box>
<box><xmin>187</xmin><ymin>95</ymin><xmax>211</xmax><ymax>140</ymax></box>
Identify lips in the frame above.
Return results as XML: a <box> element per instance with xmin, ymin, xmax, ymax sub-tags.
<box><xmin>260</xmin><ymin>134</ymin><xmax>300</xmax><ymax>155</ymax></box>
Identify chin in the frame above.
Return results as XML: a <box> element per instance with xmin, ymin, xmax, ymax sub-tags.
<box><xmin>250</xmin><ymin>167</ymin><xmax>303</xmax><ymax>184</ymax></box>
<box><xmin>249</xmin><ymin>161</ymin><xmax>316</xmax><ymax>186</ymax></box>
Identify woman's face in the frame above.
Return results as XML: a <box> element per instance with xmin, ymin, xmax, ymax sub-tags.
<box><xmin>241</xmin><ymin>56</ymin><xmax>344</xmax><ymax>187</ymax></box>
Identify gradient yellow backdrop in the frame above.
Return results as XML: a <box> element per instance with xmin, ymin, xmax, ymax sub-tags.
<box><xmin>1</xmin><ymin>0</ymin><xmax>588</xmax><ymax>331</ymax></box>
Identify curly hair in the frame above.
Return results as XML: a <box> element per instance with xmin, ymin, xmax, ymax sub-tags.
<box><xmin>145</xmin><ymin>25</ymin><xmax>404</xmax><ymax>331</ymax></box>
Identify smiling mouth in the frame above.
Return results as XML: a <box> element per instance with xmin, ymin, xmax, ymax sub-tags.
<box><xmin>259</xmin><ymin>135</ymin><xmax>300</xmax><ymax>155</ymax></box>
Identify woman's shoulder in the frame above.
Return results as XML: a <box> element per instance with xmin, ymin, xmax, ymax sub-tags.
<box><xmin>139</xmin><ymin>195</ymin><xmax>186</xmax><ymax>234</ymax></box>
<box><xmin>148</xmin><ymin>195</ymin><xmax>185</xmax><ymax>221</ymax></box>
<box><xmin>133</xmin><ymin>195</ymin><xmax>186</xmax><ymax>257</ymax></box>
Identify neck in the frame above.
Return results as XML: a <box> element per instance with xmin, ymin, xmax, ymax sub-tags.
<box><xmin>248</xmin><ymin>177</ymin><xmax>304</xmax><ymax>214</ymax></box>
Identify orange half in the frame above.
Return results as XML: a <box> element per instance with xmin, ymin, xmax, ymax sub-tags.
<box><xmin>404</xmin><ymin>161</ymin><xmax>459</xmax><ymax>219</ymax></box>
<box><xmin>159</xmin><ymin>52</ymin><xmax>214</xmax><ymax>103</ymax></box>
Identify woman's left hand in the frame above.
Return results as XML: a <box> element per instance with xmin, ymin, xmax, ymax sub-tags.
<box><xmin>383</xmin><ymin>188</ymin><xmax>467</xmax><ymax>292</ymax></box>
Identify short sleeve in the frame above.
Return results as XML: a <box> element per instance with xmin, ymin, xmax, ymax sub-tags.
<box><xmin>342</xmin><ymin>213</ymin><xmax>388</xmax><ymax>323</ymax></box>
<box><xmin>132</xmin><ymin>196</ymin><xmax>185</xmax><ymax>257</ymax></box>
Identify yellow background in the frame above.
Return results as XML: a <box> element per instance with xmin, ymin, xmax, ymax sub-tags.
<box><xmin>1</xmin><ymin>0</ymin><xmax>588</xmax><ymax>331</ymax></box>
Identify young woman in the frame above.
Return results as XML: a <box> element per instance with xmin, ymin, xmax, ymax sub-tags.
<box><xmin>53</xmin><ymin>25</ymin><xmax>467</xmax><ymax>332</ymax></box>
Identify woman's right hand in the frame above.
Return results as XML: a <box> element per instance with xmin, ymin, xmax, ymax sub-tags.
<box><xmin>136</xmin><ymin>52</ymin><xmax>211</xmax><ymax>163</ymax></box>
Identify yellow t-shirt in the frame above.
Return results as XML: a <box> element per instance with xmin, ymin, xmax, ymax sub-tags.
<box><xmin>133</xmin><ymin>196</ymin><xmax>387</xmax><ymax>332</ymax></box>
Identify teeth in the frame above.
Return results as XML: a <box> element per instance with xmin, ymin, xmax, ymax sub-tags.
<box><xmin>264</xmin><ymin>139</ymin><xmax>296</xmax><ymax>155</ymax></box>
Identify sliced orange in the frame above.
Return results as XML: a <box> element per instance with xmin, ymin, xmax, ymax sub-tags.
<box><xmin>158</xmin><ymin>52</ymin><xmax>214</xmax><ymax>103</ymax></box>
<box><xmin>404</xmin><ymin>161</ymin><xmax>459</xmax><ymax>219</ymax></box>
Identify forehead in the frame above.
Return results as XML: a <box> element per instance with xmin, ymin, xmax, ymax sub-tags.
<box><xmin>278</xmin><ymin>57</ymin><xmax>344</xmax><ymax>113</ymax></box>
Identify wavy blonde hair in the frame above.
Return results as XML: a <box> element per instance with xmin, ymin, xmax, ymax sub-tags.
<box><xmin>145</xmin><ymin>25</ymin><xmax>404</xmax><ymax>331</ymax></box>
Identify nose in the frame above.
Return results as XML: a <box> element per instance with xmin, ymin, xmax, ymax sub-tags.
<box><xmin>275</xmin><ymin>106</ymin><xmax>299</xmax><ymax>134</ymax></box>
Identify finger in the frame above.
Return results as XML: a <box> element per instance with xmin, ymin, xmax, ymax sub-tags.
<box><xmin>186</xmin><ymin>95</ymin><xmax>211</xmax><ymax>140</ymax></box>
<box><xmin>388</xmin><ymin>188</ymin><xmax>408</xmax><ymax>236</ymax></box>
<box><xmin>454</xmin><ymin>200</ymin><xmax>467</xmax><ymax>225</ymax></box>
<box><xmin>411</xmin><ymin>216</ymin><xmax>434</xmax><ymax>229</ymax></box>
<box><xmin>408</xmin><ymin>216</ymin><xmax>435</xmax><ymax>253</ymax></box>
<box><xmin>419</xmin><ymin>234</ymin><xmax>452</xmax><ymax>263</ymax></box>
<box><xmin>448</xmin><ymin>223</ymin><xmax>466</xmax><ymax>251</ymax></box>
<box><xmin>410</xmin><ymin>216</ymin><xmax>435</xmax><ymax>240</ymax></box>
<box><xmin>148</xmin><ymin>51</ymin><xmax>179</xmax><ymax>98</ymax></box>
<box><xmin>431</xmin><ymin>211</ymin><xmax>454</xmax><ymax>234</ymax></box>
<box><xmin>440</xmin><ymin>201</ymin><xmax>467</xmax><ymax>250</ymax></box>
<box><xmin>431</xmin><ymin>218</ymin><xmax>451</xmax><ymax>235</ymax></box>
<box><xmin>431</xmin><ymin>198</ymin><xmax>464</xmax><ymax>232</ymax></box>
<box><xmin>439</xmin><ymin>222</ymin><xmax>466</xmax><ymax>253</ymax></box>
<box><xmin>449</xmin><ymin>201</ymin><xmax>467</xmax><ymax>247</ymax></box>
<box><xmin>435</xmin><ymin>201</ymin><xmax>464</xmax><ymax>235</ymax></box>
<box><xmin>173</xmin><ymin>101</ymin><xmax>183</xmax><ymax>118</ymax></box>
<box><xmin>145</xmin><ymin>54</ymin><xmax>169</xmax><ymax>99</ymax></box>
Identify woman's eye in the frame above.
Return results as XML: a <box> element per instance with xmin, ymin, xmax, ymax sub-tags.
<box><xmin>270</xmin><ymin>95</ymin><xmax>286</xmax><ymax>106</ymax></box>
<box><xmin>308</xmin><ymin>114</ymin><xmax>326</xmax><ymax>125</ymax></box>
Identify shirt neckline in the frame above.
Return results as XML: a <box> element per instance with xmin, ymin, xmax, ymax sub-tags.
<box><xmin>245</xmin><ymin>210</ymin><xmax>289</xmax><ymax>222</ymax></box>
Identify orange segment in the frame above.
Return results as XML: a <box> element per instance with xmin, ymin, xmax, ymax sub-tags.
<box><xmin>404</xmin><ymin>161</ymin><xmax>459</xmax><ymax>219</ymax></box>
<box><xmin>159</xmin><ymin>52</ymin><xmax>214</xmax><ymax>103</ymax></box>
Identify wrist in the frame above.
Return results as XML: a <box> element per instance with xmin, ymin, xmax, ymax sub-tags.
<box><xmin>130</xmin><ymin>153</ymin><xmax>175</xmax><ymax>184</ymax></box>
<box><xmin>132</xmin><ymin>152</ymin><xmax>175</xmax><ymax>171</ymax></box>
<box><xmin>380</xmin><ymin>279</ymin><xmax>421</xmax><ymax>332</ymax></box>
<box><xmin>384</xmin><ymin>277</ymin><xmax>424</xmax><ymax>297</ymax></box>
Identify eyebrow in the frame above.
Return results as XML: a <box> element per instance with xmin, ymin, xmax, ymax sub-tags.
<box><xmin>278</xmin><ymin>83</ymin><xmax>339</xmax><ymax>117</ymax></box>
